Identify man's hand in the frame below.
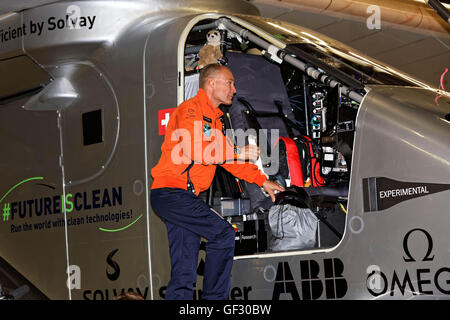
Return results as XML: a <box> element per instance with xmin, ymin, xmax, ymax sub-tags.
<box><xmin>262</xmin><ymin>180</ymin><xmax>285</xmax><ymax>202</ymax></box>
<box><xmin>236</xmin><ymin>144</ymin><xmax>260</xmax><ymax>163</ymax></box>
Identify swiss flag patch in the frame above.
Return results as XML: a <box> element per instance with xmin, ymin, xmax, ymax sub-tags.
<box><xmin>158</xmin><ymin>108</ymin><xmax>176</xmax><ymax>136</ymax></box>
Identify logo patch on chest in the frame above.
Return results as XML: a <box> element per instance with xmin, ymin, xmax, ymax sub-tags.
<box><xmin>203</xmin><ymin>123</ymin><xmax>212</xmax><ymax>137</ymax></box>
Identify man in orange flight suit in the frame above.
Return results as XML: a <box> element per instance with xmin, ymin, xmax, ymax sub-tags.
<box><xmin>150</xmin><ymin>64</ymin><xmax>284</xmax><ymax>300</ymax></box>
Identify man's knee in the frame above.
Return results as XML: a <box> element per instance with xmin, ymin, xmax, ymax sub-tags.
<box><xmin>224</xmin><ymin>225</ymin><xmax>236</xmax><ymax>245</ymax></box>
<box><xmin>211</xmin><ymin>224</ymin><xmax>235</xmax><ymax>249</ymax></box>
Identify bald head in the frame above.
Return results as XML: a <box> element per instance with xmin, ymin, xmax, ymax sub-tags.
<box><xmin>199</xmin><ymin>64</ymin><xmax>229</xmax><ymax>89</ymax></box>
<box><xmin>198</xmin><ymin>64</ymin><xmax>237</xmax><ymax>108</ymax></box>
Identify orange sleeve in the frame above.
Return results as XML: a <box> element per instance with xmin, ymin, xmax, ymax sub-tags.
<box><xmin>220</xmin><ymin>161</ymin><xmax>268</xmax><ymax>187</ymax></box>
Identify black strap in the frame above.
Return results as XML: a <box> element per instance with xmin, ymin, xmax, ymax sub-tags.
<box><xmin>237</xmin><ymin>97</ymin><xmax>271</xmax><ymax>157</ymax></box>
<box><xmin>181</xmin><ymin>160</ymin><xmax>195</xmax><ymax>175</ymax></box>
<box><xmin>274</xmin><ymin>100</ymin><xmax>294</xmax><ymax>137</ymax></box>
<box><xmin>219</xmin><ymin>116</ymin><xmax>226</xmax><ymax>136</ymax></box>
<box><xmin>181</xmin><ymin>160</ymin><xmax>196</xmax><ymax>193</ymax></box>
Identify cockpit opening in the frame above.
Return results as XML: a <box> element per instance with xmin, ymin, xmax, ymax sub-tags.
<box><xmin>180</xmin><ymin>16</ymin><xmax>382</xmax><ymax>257</ymax></box>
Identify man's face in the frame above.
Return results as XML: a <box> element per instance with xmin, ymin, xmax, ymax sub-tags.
<box><xmin>210</xmin><ymin>68</ymin><xmax>237</xmax><ymax>106</ymax></box>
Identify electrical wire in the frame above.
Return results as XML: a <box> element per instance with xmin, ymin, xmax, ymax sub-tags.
<box><xmin>338</xmin><ymin>202</ymin><xmax>347</xmax><ymax>214</ymax></box>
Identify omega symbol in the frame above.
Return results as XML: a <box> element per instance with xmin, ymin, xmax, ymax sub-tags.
<box><xmin>402</xmin><ymin>228</ymin><xmax>434</xmax><ymax>262</ymax></box>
